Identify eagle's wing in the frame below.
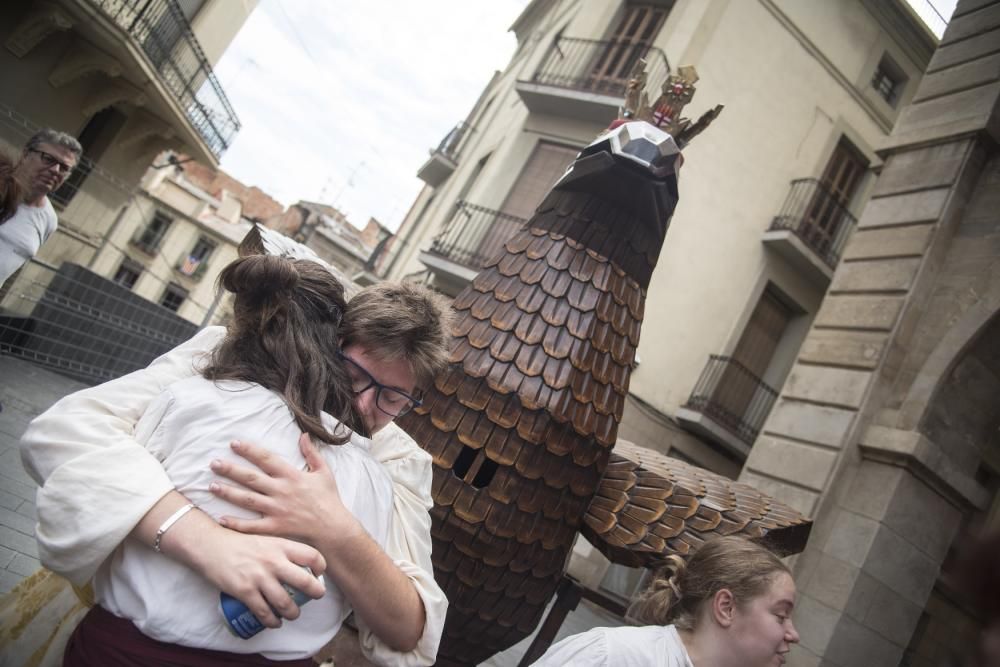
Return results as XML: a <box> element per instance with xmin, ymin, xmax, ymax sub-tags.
<box><xmin>583</xmin><ymin>439</ymin><xmax>812</xmax><ymax>567</ymax></box>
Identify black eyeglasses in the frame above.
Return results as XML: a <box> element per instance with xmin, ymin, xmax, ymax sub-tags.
<box><xmin>338</xmin><ymin>352</ymin><xmax>422</xmax><ymax>417</ymax></box>
<box><xmin>29</xmin><ymin>148</ymin><xmax>76</xmax><ymax>175</ymax></box>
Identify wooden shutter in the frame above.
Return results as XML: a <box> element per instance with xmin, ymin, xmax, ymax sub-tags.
<box><xmin>588</xmin><ymin>4</ymin><xmax>669</xmax><ymax>93</ymax></box>
<box><xmin>499</xmin><ymin>142</ymin><xmax>580</xmax><ymax>220</ymax></box>
<box><xmin>473</xmin><ymin>142</ymin><xmax>579</xmax><ymax>263</ymax></box>
<box><xmin>711</xmin><ymin>289</ymin><xmax>792</xmax><ymax>432</ymax></box>
<box><xmin>801</xmin><ymin>139</ymin><xmax>868</xmax><ymax>255</ymax></box>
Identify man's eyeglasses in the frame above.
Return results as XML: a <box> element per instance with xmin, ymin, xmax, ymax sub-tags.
<box><xmin>338</xmin><ymin>352</ymin><xmax>422</xmax><ymax>418</ymax></box>
<box><xmin>29</xmin><ymin>148</ymin><xmax>76</xmax><ymax>175</ymax></box>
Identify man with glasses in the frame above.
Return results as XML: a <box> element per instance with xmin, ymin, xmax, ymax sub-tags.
<box><xmin>0</xmin><ymin>129</ymin><xmax>82</xmax><ymax>284</ymax></box>
<box><xmin>22</xmin><ymin>280</ymin><xmax>454</xmax><ymax>665</ymax></box>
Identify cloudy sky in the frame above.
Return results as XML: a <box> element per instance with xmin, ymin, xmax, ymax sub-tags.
<box><xmin>213</xmin><ymin>0</ymin><xmax>528</xmax><ymax>231</ymax></box>
<box><xmin>212</xmin><ymin>0</ymin><xmax>953</xmax><ymax>233</ymax></box>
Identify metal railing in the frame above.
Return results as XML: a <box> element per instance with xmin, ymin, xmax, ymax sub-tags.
<box><xmin>433</xmin><ymin>122</ymin><xmax>474</xmax><ymax>163</ymax></box>
<box><xmin>86</xmin><ymin>0</ymin><xmax>241</xmax><ymax>157</ymax></box>
<box><xmin>427</xmin><ymin>201</ymin><xmax>527</xmax><ymax>270</ymax></box>
<box><xmin>0</xmin><ymin>260</ymin><xmax>199</xmax><ymax>384</ymax></box>
<box><xmin>683</xmin><ymin>355</ymin><xmax>779</xmax><ymax>446</ymax></box>
<box><xmin>530</xmin><ymin>36</ymin><xmax>671</xmax><ymax>99</ymax></box>
<box><xmin>768</xmin><ymin>178</ymin><xmax>858</xmax><ymax>267</ymax></box>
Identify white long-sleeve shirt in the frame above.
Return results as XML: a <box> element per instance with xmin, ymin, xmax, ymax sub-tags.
<box><xmin>20</xmin><ymin>326</ymin><xmax>446</xmax><ymax>666</ymax></box>
<box><xmin>533</xmin><ymin>625</ymin><xmax>694</xmax><ymax>667</ymax></box>
<box><xmin>95</xmin><ymin>375</ymin><xmax>393</xmax><ymax>659</ymax></box>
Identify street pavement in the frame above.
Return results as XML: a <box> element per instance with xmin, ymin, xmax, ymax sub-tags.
<box><xmin>0</xmin><ymin>356</ymin><xmax>86</xmax><ymax>593</ymax></box>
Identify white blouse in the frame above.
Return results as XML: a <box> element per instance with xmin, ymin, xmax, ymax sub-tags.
<box><xmin>92</xmin><ymin>375</ymin><xmax>393</xmax><ymax>660</ymax></box>
<box><xmin>533</xmin><ymin>625</ymin><xmax>695</xmax><ymax>667</ymax></box>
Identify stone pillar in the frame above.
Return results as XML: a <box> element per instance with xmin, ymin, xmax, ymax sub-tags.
<box><xmin>738</xmin><ymin>2</ymin><xmax>1000</xmax><ymax>665</ymax></box>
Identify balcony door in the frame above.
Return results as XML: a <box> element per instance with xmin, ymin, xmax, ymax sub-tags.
<box><xmin>588</xmin><ymin>4</ymin><xmax>670</xmax><ymax>94</ymax></box>
<box><xmin>712</xmin><ymin>288</ymin><xmax>792</xmax><ymax>436</ymax></box>
<box><xmin>475</xmin><ymin>141</ymin><xmax>579</xmax><ymax>263</ymax></box>
<box><xmin>801</xmin><ymin>139</ymin><xmax>867</xmax><ymax>259</ymax></box>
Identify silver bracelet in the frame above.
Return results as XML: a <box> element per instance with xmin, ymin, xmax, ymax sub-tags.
<box><xmin>153</xmin><ymin>503</ymin><xmax>196</xmax><ymax>553</ymax></box>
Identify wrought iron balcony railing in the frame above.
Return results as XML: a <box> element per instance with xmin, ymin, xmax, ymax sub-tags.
<box><xmin>768</xmin><ymin>178</ymin><xmax>857</xmax><ymax>268</ymax></box>
<box><xmin>683</xmin><ymin>355</ymin><xmax>779</xmax><ymax>446</ymax></box>
<box><xmin>434</xmin><ymin>122</ymin><xmax>474</xmax><ymax>162</ymax></box>
<box><xmin>428</xmin><ymin>201</ymin><xmax>527</xmax><ymax>271</ymax></box>
<box><xmin>530</xmin><ymin>36</ymin><xmax>670</xmax><ymax>99</ymax></box>
<box><xmin>87</xmin><ymin>0</ymin><xmax>241</xmax><ymax>158</ymax></box>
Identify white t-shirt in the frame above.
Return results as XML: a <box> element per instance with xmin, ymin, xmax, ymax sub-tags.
<box><xmin>534</xmin><ymin>625</ymin><xmax>695</xmax><ymax>667</ymax></box>
<box><xmin>0</xmin><ymin>198</ymin><xmax>57</xmax><ymax>284</ymax></box>
<box><xmin>92</xmin><ymin>375</ymin><xmax>394</xmax><ymax>661</ymax></box>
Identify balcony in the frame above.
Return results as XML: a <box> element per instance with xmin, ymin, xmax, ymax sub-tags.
<box><xmin>418</xmin><ymin>201</ymin><xmax>526</xmax><ymax>295</ymax></box>
<box><xmin>417</xmin><ymin>122</ymin><xmax>474</xmax><ymax>188</ymax></box>
<box><xmin>516</xmin><ymin>37</ymin><xmax>670</xmax><ymax>124</ymax></box>
<box><xmin>676</xmin><ymin>355</ymin><xmax>779</xmax><ymax>458</ymax></box>
<box><xmin>762</xmin><ymin>179</ymin><xmax>857</xmax><ymax>284</ymax></box>
<box><xmin>90</xmin><ymin>0</ymin><xmax>240</xmax><ymax>158</ymax></box>
<box><xmin>175</xmin><ymin>255</ymin><xmax>208</xmax><ymax>281</ymax></box>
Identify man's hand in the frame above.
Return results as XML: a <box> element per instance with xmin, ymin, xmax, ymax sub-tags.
<box><xmin>180</xmin><ymin>527</ymin><xmax>326</xmax><ymax>628</ymax></box>
<box><xmin>211</xmin><ymin>434</ymin><xmax>426</xmax><ymax>651</ymax></box>
<box><xmin>135</xmin><ymin>490</ymin><xmax>327</xmax><ymax>629</ymax></box>
<box><xmin>209</xmin><ymin>435</ymin><xmax>366</xmax><ymax>545</ymax></box>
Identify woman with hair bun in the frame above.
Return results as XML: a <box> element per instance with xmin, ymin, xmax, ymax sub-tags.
<box><xmin>62</xmin><ymin>255</ymin><xmax>394</xmax><ymax>666</ymax></box>
<box><xmin>534</xmin><ymin>536</ymin><xmax>800</xmax><ymax>667</ymax></box>
<box><xmin>0</xmin><ymin>152</ymin><xmax>24</xmax><ymax>224</ymax></box>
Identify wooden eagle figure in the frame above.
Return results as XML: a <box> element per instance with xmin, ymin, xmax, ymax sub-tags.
<box><xmin>398</xmin><ymin>77</ymin><xmax>810</xmax><ymax>666</ymax></box>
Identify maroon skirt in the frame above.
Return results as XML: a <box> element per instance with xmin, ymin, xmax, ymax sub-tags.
<box><xmin>64</xmin><ymin>605</ymin><xmax>316</xmax><ymax>667</ymax></box>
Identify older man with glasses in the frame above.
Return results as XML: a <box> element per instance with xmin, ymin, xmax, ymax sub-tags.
<box><xmin>0</xmin><ymin>128</ymin><xmax>82</xmax><ymax>285</ymax></box>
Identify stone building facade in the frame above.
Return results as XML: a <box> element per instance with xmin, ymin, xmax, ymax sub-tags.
<box><xmin>741</xmin><ymin>1</ymin><xmax>1000</xmax><ymax>664</ymax></box>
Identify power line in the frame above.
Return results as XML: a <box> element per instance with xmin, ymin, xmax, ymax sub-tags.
<box><xmin>273</xmin><ymin>0</ymin><xmax>319</xmax><ymax>64</ymax></box>
<box><xmin>923</xmin><ymin>0</ymin><xmax>948</xmax><ymax>24</ymax></box>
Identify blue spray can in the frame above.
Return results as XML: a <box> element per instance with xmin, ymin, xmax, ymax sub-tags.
<box><xmin>220</xmin><ymin>568</ymin><xmax>324</xmax><ymax>639</ymax></box>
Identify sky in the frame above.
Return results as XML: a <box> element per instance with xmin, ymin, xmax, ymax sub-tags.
<box><xmin>213</xmin><ymin>0</ymin><xmax>529</xmax><ymax>231</ymax></box>
<box><xmin>211</xmin><ymin>0</ymin><xmax>954</xmax><ymax>233</ymax></box>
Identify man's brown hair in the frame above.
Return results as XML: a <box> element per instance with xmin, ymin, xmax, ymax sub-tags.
<box><xmin>341</xmin><ymin>281</ymin><xmax>454</xmax><ymax>388</ymax></box>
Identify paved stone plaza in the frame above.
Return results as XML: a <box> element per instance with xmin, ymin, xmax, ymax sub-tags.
<box><xmin>0</xmin><ymin>356</ymin><xmax>86</xmax><ymax>593</ymax></box>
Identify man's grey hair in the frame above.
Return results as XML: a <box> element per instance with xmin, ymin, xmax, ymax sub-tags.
<box><xmin>24</xmin><ymin>129</ymin><xmax>82</xmax><ymax>159</ymax></box>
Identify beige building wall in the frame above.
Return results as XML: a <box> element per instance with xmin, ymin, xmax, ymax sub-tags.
<box><xmin>384</xmin><ymin>0</ymin><xmax>933</xmax><ymax>474</ymax></box>
<box><xmin>189</xmin><ymin>0</ymin><xmax>258</xmax><ymax>66</ymax></box>
<box><xmin>88</xmin><ymin>166</ymin><xmax>248</xmax><ymax>326</ymax></box>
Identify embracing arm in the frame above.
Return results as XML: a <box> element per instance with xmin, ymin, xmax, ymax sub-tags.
<box><xmin>211</xmin><ymin>426</ymin><xmax>446</xmax><ymax>665</ymax></box>
<box><xmin>19</xmin><ymin>327</ymin><xmax>225</xmax><ymax>584</ymax></box>
<box><xmin>361</xmin><ymin>423</ymin><xmax>446</xmax><ymax>664</ymax></box>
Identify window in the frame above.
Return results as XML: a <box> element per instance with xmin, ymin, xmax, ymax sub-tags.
<box><xmin>159</xmin><ymin>283</ymin><xmax>188</xmax><ymax>312</ymax></box>
<box><xmin>51</xmin><ymin>107</ymin><xmax>127</xmax><ymax>209</ymax></box>
<box><xmin>469</xmin><ymin>142</ymin><xmax>579</xmax><ymax>264</ymax></box>
<box><xmin>801</xmin><ymin>138</ymin><xmax>868</xmax><ymax>262</ymax></box>
<box><xmin>871</xmin><ymin>55</ymin><xmax>906</xmax><ymax>107</ymax></box>
<box><xmin>588</xmin><ymin>3</ymin><xmax>671</xmax><ymax>93</ymax></box>
<box><xmin>710</xmin><ymin>288</ymin><xmax>793</xmax><ymax>428</ymax></box>
<box><xmin>499</xmin><ymin>142</ymin><xmax>580</xmax><ymax>220</ymax></box>
<box><xmin>177</xmin><ymin>236</ymin><xmax>216</xmax><ymax>278</ymax></box>
<box><xmin>132</xmin><ymin>211</ymin><xmax>173</xmax><ymax>255</ymax></box>
<box><xmin>112</xmin><ymin>258</ymin><xmax>143</xmax><ymax>289</ymax></box>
